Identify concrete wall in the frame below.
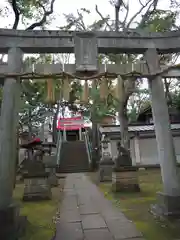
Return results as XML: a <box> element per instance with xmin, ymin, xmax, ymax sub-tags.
<box><xmin>110</xmin><ymin>136</ymin><xmax>180</xmax><ymax>166</ymax></box>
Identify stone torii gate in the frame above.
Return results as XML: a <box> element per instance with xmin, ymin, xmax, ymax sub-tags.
<box><xmin>0</xmin><ymin>29</ymin><xmax>180</xmax><ymax>231</ymax></box>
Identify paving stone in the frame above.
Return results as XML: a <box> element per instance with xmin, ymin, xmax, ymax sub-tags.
<box><xmin>82</xmin><ymin>214</ymin><xmax>107</xmax><ymax>229</ymax></box>
<box><xmin>61</xmin><ymin>196</ymin><xmax>78</xmax><ymax>210</ymax></box>
<box><xmin>106</xmin><ymin>219</ymin><xmax>143</xmax><ymax>239</ymax></box>
<box><xmin>84</xmin><ymin>229</ymin><xmax>114</xmax><ymax>240</ymax></box>
<box><xmin>60</xmin><ymin>209</ymin><xmax>81</xmax><ymax>223</ymax></box>
<box><xmin>101</xmin><ymin>209</ymin><xmax>127</xmax><ymax>221</ymax></box>
<box><xmin>79</xmin><ymin>204</ymin><xmax>99</xmax><ymax>215</ymax></box>
<box><xmin>55</xmin><ymin>173</ymin><xmax>143</xmax><ymax>240</ymax></box>
<box><xmin>55</xmin><ymin>222</ymin><xmax>83</xmax><ymax>240</ymax></box>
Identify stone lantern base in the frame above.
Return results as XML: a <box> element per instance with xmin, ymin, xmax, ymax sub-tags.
<box><xmin>22</xmin><ymin>161</ymin><xmax>52</xmax><ymax>201</ymax></box>
<box><xmin>44</xmin><ymin>156</ymin><xmax>59</xmax><ymax>187</ymax></box>
<box><xmin>47</xmin><ymin>168</ymin><xmax>59</xmax><ymax>187</ymax></box>
<box><xmin>151</xmin><ymin>192</ymin><xmax>180</xmax><ymax>218</ymax></box>
<box><xmin>98</xmin><ymin>156</ymin><xmax>114</xmax><ymax>182</ymax></box>
<box><xmin>23</xmin><ymin>175</ymin><xmax>52</xmax><ymax>201</ymax></box>
<box><xmin>0</xmin><ymin>203</ymin><xmax>27</xmax><ymax>240</ymax></box>
<box><xmin>112</xmin><ymin>167</ymin><xmax>140</xmax><ymax>192</ymax></box>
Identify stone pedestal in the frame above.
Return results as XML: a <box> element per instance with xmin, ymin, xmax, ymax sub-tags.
<box><xmin>44</xmin><ymin>155</ymin><xmax>58</xmax><ymax>187</ymax></box>
<box><xmin>0</xmin><ymin>203</ymin><xmax>27</xmax><ymax>240</ymax></box>
<box><xmin>99</xmin><ymin>165</ymin><xmax>114</xmax><ymax>182</ymax></box>
<box><xmin>98</xmin><ymin>155</ymin><xmax>114</xmax><ymax>182</ymax></box>
<box><xmin>23</xmin><ymin>176</ymin><xmax>51</xmax><ymax>201</ymax></box>
<box><xmin>112</xmin><ymin>167</ymin><xmax>140</xmax><ymax>192</ymax></box>
<box><xmin>151</xmin><ymin>192</ymin><xmax>180</xmax><ymax>218</ymax></box>
<box><xmin>22</xmin><ymin>161</ymin><xmax>52</xmax><ymax>201</ymax></box>
<box><xmin>47</xmin><ymin>168</ymin><xmax>58</xmax><ymax>187</ymax></box>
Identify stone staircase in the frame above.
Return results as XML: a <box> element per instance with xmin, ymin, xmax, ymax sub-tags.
<box><xmin>57</xmin><ymin>141</ymin><xmax>90</xmax><ymax>173</ymax></box>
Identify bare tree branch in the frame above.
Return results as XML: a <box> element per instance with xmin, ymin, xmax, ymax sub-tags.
<box><xmin>138</xmin><ymin>0</ymin><xmax>145</xmax><ymax>7</ymax></box>
<box><xmin>121</xmin><ymin>0</ymin><xmax>129</xmax><ymax>29</ymax></box>
<box><xmin>95</xmin><ymin>5</ymin><xmax>113</xmax><ymax>30</ymax></box>
<box><xmin>126</xmin><ymin>0</ymin><xmax>152</xmax><ymax>28</ymax></box>
<box><xmin>11</xmin><ymin>0</ymin><xmax>20</xmax><ymax>29</ymax></box>
<box><xmin>26</xmin><ymin>0</ymin><xmax>56</xmax><ymax>30</ymax></box>
<box><xmin>77</xmin><ymin>10</ymin><xmax>86</xmax><ymax>30</ymax></box>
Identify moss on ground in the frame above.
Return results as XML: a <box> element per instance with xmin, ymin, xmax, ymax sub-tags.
<box><xmin>89</xmin><ymin>170</ymin><xmax>180</xmax><ymax>240</ymax></box>
<box><xmin>13</xmin><ymin>179</ymin><xmax>65</xmax><ymax>240</ymax></box>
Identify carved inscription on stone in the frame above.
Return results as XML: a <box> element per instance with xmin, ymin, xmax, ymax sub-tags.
<box><xmin>74</xmin><ymin>32</ymin><xmax>98</xmax><ymax>72</ymax></box>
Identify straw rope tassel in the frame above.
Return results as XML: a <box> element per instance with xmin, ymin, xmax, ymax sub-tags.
<box><xmin>92</xmin><ymin>79</ymin><xmax>97</xmax><ymax>90</ymax></box>
<box><xmin>114</xmin><ymin>75</ymin><xmax>124</xmax><ymax>100</ymax></box>
<box><xmin>100</xmin><ymin>77</ymin><xmax>108</xmax><ymax>99</ymax></box>
<box><xmin>63</xmin><ymin>77</ymin><xmax>71</xmax><ymax>101</ymax></box>
<box><xmin>46</xmin><ymin>79</ymin><xmax>54</xmax><ymax>103</ymax></box>
<box><xmin>81</xmin><ymin>80</ymin><xmax>89</xmax><ymax>103</ymax></box>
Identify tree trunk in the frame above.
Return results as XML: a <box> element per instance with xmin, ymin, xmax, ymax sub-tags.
<box><xmin>164</xmin><ymin>78</ymin><xmax>172</xmax><ymax>106</ymax></box>
<box><xmin>91</xmin><ymin>120</ymin><xmax>99</xmax><ymax>170</ymax></box>
<box><xmin>52</xmin><ymin>101</ymin><xmax>60</xmax><ymax>143</ymax></box>
<box><xmin>119</xmin><ymin>103</ymin><xmax>130</xmax><ymax>151</ymax></box>
<box><xmin>28</xmin><ymin>108</ymin><xmax>32</xmax><ymax>140</ymax></box>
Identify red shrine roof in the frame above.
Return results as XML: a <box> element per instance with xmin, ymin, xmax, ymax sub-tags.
<box><xmin>57</xmin><ymin>116</ymin><xmax>87</xmax><ymax>130</ymax></box>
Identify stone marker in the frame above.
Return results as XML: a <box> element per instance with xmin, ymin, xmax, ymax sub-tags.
<box><xmin>99</xmin><ymin>153</ymin><xmax>114</xmax><ymax>182</ymax></box>
<box><xmin>98</xmin><ymin>139</ymin><xmax>114</xmax><ymax>182</ymax></box>
<box><xmin>43</xmin><ymin>155</ymin><xmax>58</xmax><ymax>187</ymax></box>
<box><xmin>23</xmin><ymin>160</ymin><xmax>51</xmax><ymax>201</ymax></box>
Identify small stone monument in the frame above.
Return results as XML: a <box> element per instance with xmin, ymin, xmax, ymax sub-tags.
<box><xmin>112</xmin><ymin>142</ymin><xmax>140</xmax><ymax>192</ymax></box>
<box><xmin>23</xmin><ymin>160</ymin><xmax>52</xmax><ymax>201</ymax></box>
<box><xmin>98</xmin><ymin>139</ymin><xmax>114</xmax><ymax>182</ymax></box>
<box><xmin>43</xmin><ymin>155</ymin><xmax>58</xmax><ymax>187</ymax></box>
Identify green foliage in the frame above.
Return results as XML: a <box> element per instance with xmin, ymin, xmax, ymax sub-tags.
<box><xmin>6</xmin><ymin>0</ymin><xmax>55</xmax><ymax>29</ymax></box>
<box><xmin>172</xmin><ymin>91</ymin><xmax>180</xmax><ymax>110</ymax></box>
<box><xmin>138</xmin><ymin>9</ymin><xmax>178</xmax><ymax>32</ymax></box>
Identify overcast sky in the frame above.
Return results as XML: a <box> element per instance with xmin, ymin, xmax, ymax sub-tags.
<box><xmin>0</xmin><ymin>0</ymin><xmax>169</xmax><ymax>29</ymax></box>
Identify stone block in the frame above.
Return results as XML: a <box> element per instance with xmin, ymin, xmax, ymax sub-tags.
<box><xmin>43</xmin><ymin>155</ymin><xmax>57</xmax><ymax>168</ymax></box>
<box><xmin>151</xmin><ymin>192</ymin><xmax>180</xmax><ymax>218</ymax></box>
<box><xmin>48</xmin><ymin>170</ymin><xmax>58</xmax><ymax>187</ymax></box>
<box><xmin>112</xmin><ymin>170</ymin><xmax>140</xmax><ymax>192</ymax></box>
<box><xmin>0</xmin><ymin>203</ymin><xmax>27</xmax><ymax>240</ymax></box>
<box><xmin>99</xmin><ymin>165</ymin><xmax>113</xmax><ymax>182</ymax></box>
<box><xmin>22</xmin><ymin>160</ymin><xmax>48</xmax><ymax>178</ymax></box>
<box><xmin>74</xmin><ymin>32</ymin><xmax>98</xmax><ymax>72</ymax></box>
<box><xmin>23</xmin><ymin>177</ymin><xmax>52</xmax><ymax>201</ymax></box>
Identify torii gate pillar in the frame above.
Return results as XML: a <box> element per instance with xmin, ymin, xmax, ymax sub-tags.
<box><xmin>0</xmin><ymin>47</ymin><xmax>23</xmax><ymax>238</ymax></box>
<box><xmin>145</xmin><ymin>48</ymin><xmax>180</xmax><ymax>217</ymax></box>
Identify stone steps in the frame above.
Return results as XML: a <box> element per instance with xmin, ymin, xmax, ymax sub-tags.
<box><xmin>57</xmin><ymin>141</ymin><xmax>90</xmax><ymax>173</ymax></box>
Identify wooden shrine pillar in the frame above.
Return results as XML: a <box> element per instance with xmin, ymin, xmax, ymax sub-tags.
<box><xmin>145</xmin><ymin>48</ymin><xmax>180</xmax><ymax>216</ymax></box>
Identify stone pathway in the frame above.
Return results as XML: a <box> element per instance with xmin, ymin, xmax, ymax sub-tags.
<box><xmin>55</xmin><ymin>173</ymin><xmax>144</xmax><ymax>240</ymax></box>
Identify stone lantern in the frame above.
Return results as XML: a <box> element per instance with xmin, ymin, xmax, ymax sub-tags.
<box><xmin>98</xmin><ymin>138</ymin><xmax>114</xmax><ymax>182</ymax></box>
